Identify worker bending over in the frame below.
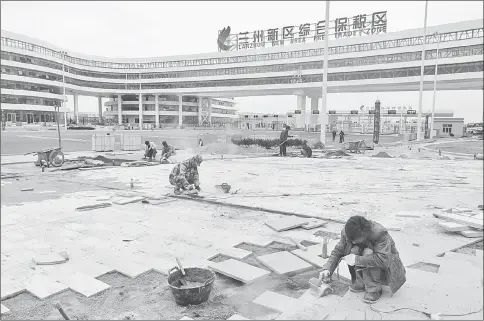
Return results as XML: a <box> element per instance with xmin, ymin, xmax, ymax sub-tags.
<box><xmin>319</xmin><ymin>216</ymin><xmax>406</xmax><ymax>303</ymax></box>
<box><xmin>144</xmin><ymin>141</ymin><xmax>157</xmax><ymax>161</ymax></box>
<box><xmin>169</xmin><ymin>155</ymin><xmax>203</xmax><ymax>195</ymax></box>
<box><xmin>160</xmin><ymin>141</ymin><xmax>176</xmax><ymax>164</ymax></box>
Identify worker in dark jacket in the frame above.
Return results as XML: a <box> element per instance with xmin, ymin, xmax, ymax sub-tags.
<box><xmin>169</xmin><ymin>155</ymin><xmax>203</xmax><ymax>195</ymax></box>
<box><xmin>339</xmin><ymin>130</ymin><xmax>345</xmax><ymax>143</ymax></box>
<box><xmin>332</xmin><ymin>129</ymin><xmax>337</xmax><ymax>142</ymax></box>
<box><xmin>160</xmin><ymin>141</ymin><xmax>176</xmax><ymax>164</ymax></box>
<box><xmin>318</xmin><ymin>216</ymin><xmax>406</xmax><ymax>304</ymax></box>
<box><xmin>301</xmin><ymin>140</ymin><xmax>312</xmax><ymax>158</ymax></box>
<box><xmin>279</xmin><ymin>125</ymin><xmax>292</xmax><ymax>156</ymax></box>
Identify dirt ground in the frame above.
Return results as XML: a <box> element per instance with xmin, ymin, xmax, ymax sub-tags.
<box><xmin>426</xmin><ymin>140</ymin><xmax>483</xmax><ymax>155</ymax></box>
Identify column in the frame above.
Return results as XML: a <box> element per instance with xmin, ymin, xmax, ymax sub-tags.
<box><xmin>117</xmin><ymin>94</ymin><xmax>122</xmax><ymax>125</ymax></box>
<box><xmin>198</xmin><ymin>97</ymin><xmax>202</xmax><ymax>126</ymax></box>
<box><xmin>98</xmin><ymin>97</ymin><xmax>103</xmax><ymax>123</ymax></box>
<box><xmin>296</xmin><ymin>95</ymin><xmax>306</xmax><ymax>129</ymax></box>
<box><xmin>207</xmin><ymin>97</ymin><xmax>212</xmax><ymax>125</ymax></box>
<box><xmin>154</xmin><ymin>94</ymin><xmax>159</xmax><ymax>129</ymax></box>
<box><xmin>310</xmin><ymin>97</ymin><xmax>319</xmax><ymax>131</ymax></box>
<box><xmin>73</xmin><ymin>94</ymin><xmax>79</xmax><ymax>124</ymax></box>
<box><xmin>178</xmin><ymin>94</ymin><xmax>183</xmax><ymax>128</ymax></box>
<box><xmin>139</xmin><ymin>94</ymin><xmax>143</xmax><ymax>130</ymax></box>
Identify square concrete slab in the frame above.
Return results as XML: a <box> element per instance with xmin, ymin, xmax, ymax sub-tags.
<box><xmin>227</xmin><ymin>314</ymin><xmax>250</xmax><ymax>320</ymax></box>
<box><xmin>75</xmin><ymin>261</ymin><xmax>114</xmax><ymax>278</ymax></box>
<box><xmin>208</xmin><ymin>247</ymin><xmax>252</xmax><ymax>261</ymax></box>
<box><xmin>1</xmin><ymin>304</ymin><xmax>10</xmax><ymax>315</ymax></box>
<box><xmin>438</xmin><ymin>221</ymin><xmax>469</xmax><ymax>232</ymax></box>
<box><xmin>1</xmin><ymin>281</ymin><xmax>26</xmax><ymax>300</ymax></box>
<box><xmin>25</xmin><ymin>275</ymin><xmax>69</xmax><ymax>300</ymax></box>
<box><xmin>256</xmin><ymin>251</ymin><xmax>313</xmax><ymax>275</ymax></box>
<box><xmin>265</xmin><ymin>216</ymin><xmax>310</xmax><ymax>232</ymax></box>
<box><xmin>252</xmin><ymin>290</ymin><xmax>300</xmax><ymax>313</ymax></box>
<box><xmin>32</xmin><ymin>253</ymin><xmax>67</xmax><ymax>265</ymax></box>
<box><xmin>97</xmin><ymin>257</ymin><xmax>152</xmax><ymax>278</ymax></box>
<box><xmin>291</xmin><ymin>245</ymin><xmax>329</xmax><ymax>268</ymax></box>
<box><xmin>63</xmin><ymin>272</ymin><xmax>111</xmax><ymax>297</ymax></box>
<box><xmin>459</xmin><ymin>230</ymin><xmax>483</xmax><ymax>238</ymax></box>
<box><xmin>234</xmin><ymin>237</ymin><xmax>273</xmax><ymax>248</ymax></box>
<box><xmin>208</xmin><ymin>259</ymin><xmax>270</xmax><ymax>284</ymax></box>
<box><xmin>301</xmin><ymin>219</ymin><xmax>327</xmax><ymax>230</ymax></box>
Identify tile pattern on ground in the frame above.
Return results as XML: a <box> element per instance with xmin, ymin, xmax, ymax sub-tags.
<box><xmin>208</xmin><ymin>259</ymin><xmax>270</xmax><ymax>284</ymax></box>
<box><xmin>1</xmin><ymin>281</ymin><xmax>26</xmax><ymax>300</ymax></box>
<box><xmin>265</xmin><ymin>216</ymin><xmax>310</xmax><ymax>232</ymax></box>
<box><xmin>301</xmin><ymin>219</ymin><xmax>327</xmax><ymax>230</ymax></box>
<box><xmin>256</xmin><ymin>251</ymin><xmax>313</xmax><ymax>275</ymax></box>
<box><xmin>235</xmin><ymin>237</ymin><xmax>274</xmax><ymax>248</ymax></box>
<box><xmin>252</xmin><ymin>290</ymin><xmax>300</xmax><ymax>313</ymax></box>
<box><xmin>62</xmin><ymin>272</ymin><xmax>111</xmax><ymax>297</ymax></box>
<box><xmin>95</xmin><ymin>256</ymin><xmax>152</xmax><ymax>278</ymax></box>
<box><xmin>291</xmin><ymin>245</ymin><xmax>329</xmax><ymax>268</ymax></box>
<box><xmin>24</xmin><ymin>274</ymin><xmax>68</xmax><ymax>300</ymax></box>
<box><xmin>208</xmin><ymin>247</ymin><xmax>252</xmax><ymax>261</ymax></box>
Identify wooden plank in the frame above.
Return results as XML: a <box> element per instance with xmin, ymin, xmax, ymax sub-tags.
<box><xmin>435</xmin><ymin>213</ymin><xmax>483</xmax><ymax>230</ymax></box>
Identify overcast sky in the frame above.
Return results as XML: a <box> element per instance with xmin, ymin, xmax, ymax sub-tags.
<box><xmin>1</xmin><ymin>1</ymin><xmax>483</xmax><ymax>122</ymax></box>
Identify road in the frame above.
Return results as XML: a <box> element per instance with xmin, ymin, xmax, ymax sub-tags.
<box><xmin>0</xmin><ymin>128</ymin><xmax>401</xmax><ymax>155</ymax></box>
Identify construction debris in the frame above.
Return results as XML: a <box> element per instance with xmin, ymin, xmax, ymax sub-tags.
<box><xmin>372</xmin><ymin>151</ymin><xmax>393</xmax><ymax>158</ymax></box>
<box><xmin>76</xmin><ymin>203</ymin><xmax>112</xmax><ymax>211</ymax></box>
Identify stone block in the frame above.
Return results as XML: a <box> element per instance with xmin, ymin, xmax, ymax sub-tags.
<box><xmin>234</xmin><ymin>237</ymin><xmax>273</xmax><ymax>248</ymax></box>
<box><xmin>438</xmin><ymin>221</ymin><xmax>469</xmax><ymax>232</ymax></box>
<box><xmin>208</xmin><ymin>259</ymin><xmax>270</xmax><ymax>284</ymax></box>
<box><xmin>252</xmin><ymin>290</ymin><xmax>299</xmax><ymax>313</ymax></box>
<box><xmin>208</xmin><ymin>247</ymin><xmax>252</xmax><ymax>261</ymax></box>
<box><xmin>97</xmin><ymin>257</ymin><xmax>152</xmax><ymax>278</ymax></box>
<box><xmin>1</xmin><ymin>304</ymin><xmax>10</xmax><ymax>315</ymax></box>
<box><xmin>227</xmin><ymin>314</ymin><xmax>250</xmax><ymax>320</ymax></box>
<box><xmin>256</xmin><ymin>251</ymin><xmax>313</xmax><ymax>275</ymax></box>
<box><xmin>291</xmin><ymin>247</ymin><xmax>328</xmax><ymax>268</ymax></box>
<box><xmin>265</xmin><ymin>216</ymin><xmax>310</xmax><ymax>232</ymax></box>
<box><xmin>459</xmin><ymin>230</ymin><xmax>483</xmax><ymax>238</ymax></box>
<box><xmin>25</xmin><ymin>275</ymin><xmax>69</xmax><ymax>300</ymax></box>
<box><xmin>63</xmin><ymin>272</ymin><xmax>110</xmax><ymax>297</ymax></box>
<box><xmin>32</xmin><ymin>253</ymin><xmax>67</xmax><ymax>265</ymax></box>
<box><xmin>301</xmin><ymin>219</ymin><xmax>327</xmax><ymax>230</ymax></box>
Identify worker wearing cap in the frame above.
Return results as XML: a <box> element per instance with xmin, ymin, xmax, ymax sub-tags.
<box><xmin>319</xmin><ymin>216</ymin><xmax>406</xmax><ymax>304</ymax></box>
<box><xmin>144</xmin><ymin>141</ymin><xmax>157</xmax><ymax>161</ymax></box>
<box><xmin>169</xmin><ymin>155</ymin><xmax>203</xmax><ymax>195</ymax></box>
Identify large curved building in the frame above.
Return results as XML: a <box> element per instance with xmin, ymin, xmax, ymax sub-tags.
<box><xmin>1</xmin><ymin>18</ymin><xmax>482</xmax><ymax>130</ymax></box>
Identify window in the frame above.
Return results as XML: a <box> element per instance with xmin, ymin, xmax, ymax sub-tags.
<box><xmin>443</xmin><ymin>124</ymin><xmax>453</xmax><ymax>133</ymax></box>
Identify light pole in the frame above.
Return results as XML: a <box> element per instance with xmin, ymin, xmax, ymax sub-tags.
<box><xmin>416</xmin><ymin>0</ymin><xmax>428</xmax><ymax>141</ymax></box>
<box><xmin>319</xmin><ymin>0</ymin><xmax>330</xmax><ymax>144</ymax></box>
<box><xmin>61</xmin><ymin>50</ymin><xmax>68</xmax><ymax>129</ymax></box>
<box><xmin>430</xmin><ymin>31</ymin><xmax>440</xmax><ymax>139</ymax></box>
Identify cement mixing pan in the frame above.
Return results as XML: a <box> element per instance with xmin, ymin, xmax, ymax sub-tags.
<box><xmin>167</xmin><ymin>266</ymin><xmax>215</xmax><ymax>306</ymax></box>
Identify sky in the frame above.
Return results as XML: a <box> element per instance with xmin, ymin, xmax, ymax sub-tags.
<box><xmin>1</xmin><ymin>1</ymin><xmax>483</xmax><ymax>122</ymax></box>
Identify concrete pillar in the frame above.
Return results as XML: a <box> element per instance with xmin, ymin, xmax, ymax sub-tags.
<box><xmin>207</xmin><ymin>97</ymin><xmax>212</xmax><ymax>125</ymax></box>
<box><xmin>296</xmin><ymin>95</ymin><xmax>306</xmax><ymax>129</ymax></box>
<box><xmin>73</xmin><ymin>94</ymin><xmax>79</xmax><ymax>124</ymax></box>
<box><xmin>117</xmin><ymin>94</ymin><xmax>122</xmax><ymax>125</ymax></box>
<box><xmin>98</xmin><ymin>97</ymin><xmax>103</xmax><ymax>123</ymax></box>
<box><xmin>178</xmin><ymin>94</ymin><xmax>183</xmax><ymax>128</ymax></box>
<box><xmin>198</xmin><ymin>97</ymin><xmax>202</xmax><ymax>126</ymax></box>
<box><xmin>154</xmin><ymin>94</ymin><xmax>159</xmax><ymax>129</ymax></box>
<box><xmin>310</xmin><ymin>97</ymin><xmax>319</xmax><ymax>131</ymax></box>
<box><xmin>139</xmin><ymin>94</ymin><xmax>143</xmax><ymax>130</ymax></box>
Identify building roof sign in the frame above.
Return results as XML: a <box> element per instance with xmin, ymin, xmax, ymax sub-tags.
<box><xmin>218</xmin><ymin>11</ymin><xmax>387</xmax><ymax>51</ymax></box>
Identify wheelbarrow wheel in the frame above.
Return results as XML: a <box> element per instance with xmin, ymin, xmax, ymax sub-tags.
<box><xmin>358</xmin><ymin>141</ymin><xmax>367</xmax><ymax>154</ymax></box>
<box><xmin>49</xmin><ymin>150</ymin><xmax>65</xmax><ymax>167</ymax></box>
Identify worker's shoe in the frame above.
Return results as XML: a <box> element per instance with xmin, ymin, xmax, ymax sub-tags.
<box><xmin>363</xmin><ymin>290</ymin><xmax>382</xmax><ymax>304</ymax></box>
<box><xmin>349</xmin><ymin>282</ymin><xmax>365</xmax><ymax>293</ymax></box>
<box><xmin>173</xmin><ymin>188</ymin><xmax>182</xmax><ymax>195</ymax></box>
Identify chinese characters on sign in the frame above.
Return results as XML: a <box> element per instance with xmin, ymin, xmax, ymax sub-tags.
<box><xmin>218</xmin><ymin>11</ymin><xmax>387</xmax><ymax>51</ymax></box>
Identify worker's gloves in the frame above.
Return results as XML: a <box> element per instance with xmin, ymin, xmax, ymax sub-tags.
<box><xmin>318</xmin><ymin>270</ymin><xmax>331</xmax><ymax>284</ymax></box>
<box><xmin>344</xmin><ymin>254</ymin><xmax>356</xmax><ymax>266</ymax></box>
<box><xmin>195</xmin><ymin>185</ymin><xmax>201</xmax><ymax>191</ymax></box>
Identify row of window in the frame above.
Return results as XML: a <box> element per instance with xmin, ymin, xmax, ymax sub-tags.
<box><xmin>2</xmin><ymin>44</ymin><xmax>482</xmax><ymax>81</ymax></box>
<box><xmin>1</xmin><ymin>94</ymin><xmax>61</xmax><ymax>106</ymax></box>
<box><xmin>3</xmin><ymin>61</ymin><xmax>481</xmax><ymax>93</ymax></box>
<box><xmin>107</xmin><ymin>95</ymin><xmax>234</xmax><ymax>107</ymax></box>
<box><xmin>1</xmin><ymin>28</ymin><xmax>482</xmax><ymax>69</ymax></box>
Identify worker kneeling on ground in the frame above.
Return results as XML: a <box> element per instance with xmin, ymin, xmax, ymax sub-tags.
<box><xmin>160</xmin><ymin>141</ymin><xmax>176</xmax><ymax>164</ymax></box>
<box><xmin>144</xmin><ymin>140</ymin><xmax>157</xmax><ymax>161</ymax></box>
<box><xmin>319</xmin><ymin>216</ymin><xmax>406</xmax><ymax>304</ymax></box>
<box><xmin>169</xmin><ymin>155</ymin><xmax>203</xmax><ymax>195</ymax></box>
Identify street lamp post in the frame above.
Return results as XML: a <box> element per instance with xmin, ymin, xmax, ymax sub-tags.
<box><xmin>430</xmin><ymin>31</ymin><xmax>440</xmax><ymax>139</ymax></box>
<box><xmin>319</xmin><ymin>0</ymin><xmax>330</xmax><ymax>145</ymax></box>
<box><xmin>61</xmin><ymin>51</ymin><xmax>67</xmax><ymax>129</ymax></box>
<box><xmin>416</xmin><ymin>0</ymin><xmax>428</xmax><ymax>141</ymax></box>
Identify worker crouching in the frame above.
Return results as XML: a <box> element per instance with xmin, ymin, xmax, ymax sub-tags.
<box><xmin>160</xmin><ymin>141</ymin><xmax>176</xmax><ymax>164</ymax></box>
<box><xmin>319</xmin><ymin>216</ymin><xmax>406</xmax><ymax>303</ymax></box>
<box><xmin>144</xmin><ymin>141</ymin><xmax>157</xmax><ymax>161</ymax></box>
<box><xmin>169</xmin><ymin>155</ymin><xmax>203</xmax><ymax>195</ymax></box>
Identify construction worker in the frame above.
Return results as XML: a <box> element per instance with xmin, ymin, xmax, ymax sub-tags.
<box><xmin>300</xmin><ymin>141</ymin><xmax>312</xmax><ymax>158</ymax></box>
<box><xmin>279</xmin><ymin>125</ymin><xmax>292</xmax><ymax>156</ymax></box>
<box><xmin>318</xmin><ymin>216</ymin><xmax>406</xmax><ymax>304</ymax></box>
<box><xmin>144</xmin><ymin>140</ymin><xmax>157</xmax><ymax>161</ymax></box>
<box><xmin>160</xmin><ymin>141</ymin><xmax>176</xmax><ymax>164</ymax></box>
<box><xmin>332</xmin><ymin>129</ymin><xmax>337</xmax><ymax>142</ymax></box>
<box><xmin>169</xmin><ymin>155</ymin><xmax>203</xmax><ymax>195</ymax></box>
<box><xmin>339</xmin><ymin>130</ymin><xmax>345</xmax><ymax>143</ymax></box>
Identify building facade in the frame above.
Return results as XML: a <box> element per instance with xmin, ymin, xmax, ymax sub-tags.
<box><xmin>1</xmin><ymin>18</ymin><xmax>482</xmax><ymax>130</ymax></box>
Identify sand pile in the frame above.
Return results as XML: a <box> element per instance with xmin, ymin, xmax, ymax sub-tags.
<box><xmin>372</xmin><ymin>151</ymin><xmax>394</xmax><ymax>158</ymax></box>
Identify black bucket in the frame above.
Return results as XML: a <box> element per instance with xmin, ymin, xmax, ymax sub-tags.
<box><xmin>167</xmin><ymin>267</ymin><xmax>215</xmax><ymax>306</ymax></box>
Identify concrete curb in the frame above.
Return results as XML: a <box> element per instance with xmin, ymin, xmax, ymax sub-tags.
<box><xmin>421</xmin><ymin>139</ymin><xmax>479</xmax><ymax>157</ymax></box>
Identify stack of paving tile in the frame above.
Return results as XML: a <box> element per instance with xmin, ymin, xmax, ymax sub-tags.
<box><xmin>436</xmin><ymin>208</ymin><xmax>483</xmax><ymax>238</ymax></box>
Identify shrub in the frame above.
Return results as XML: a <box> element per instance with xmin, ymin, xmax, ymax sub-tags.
<box><xmin>231</xmin><ymin>137</ymin><xmax>306</xmax><ymax>149</ymax></box>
